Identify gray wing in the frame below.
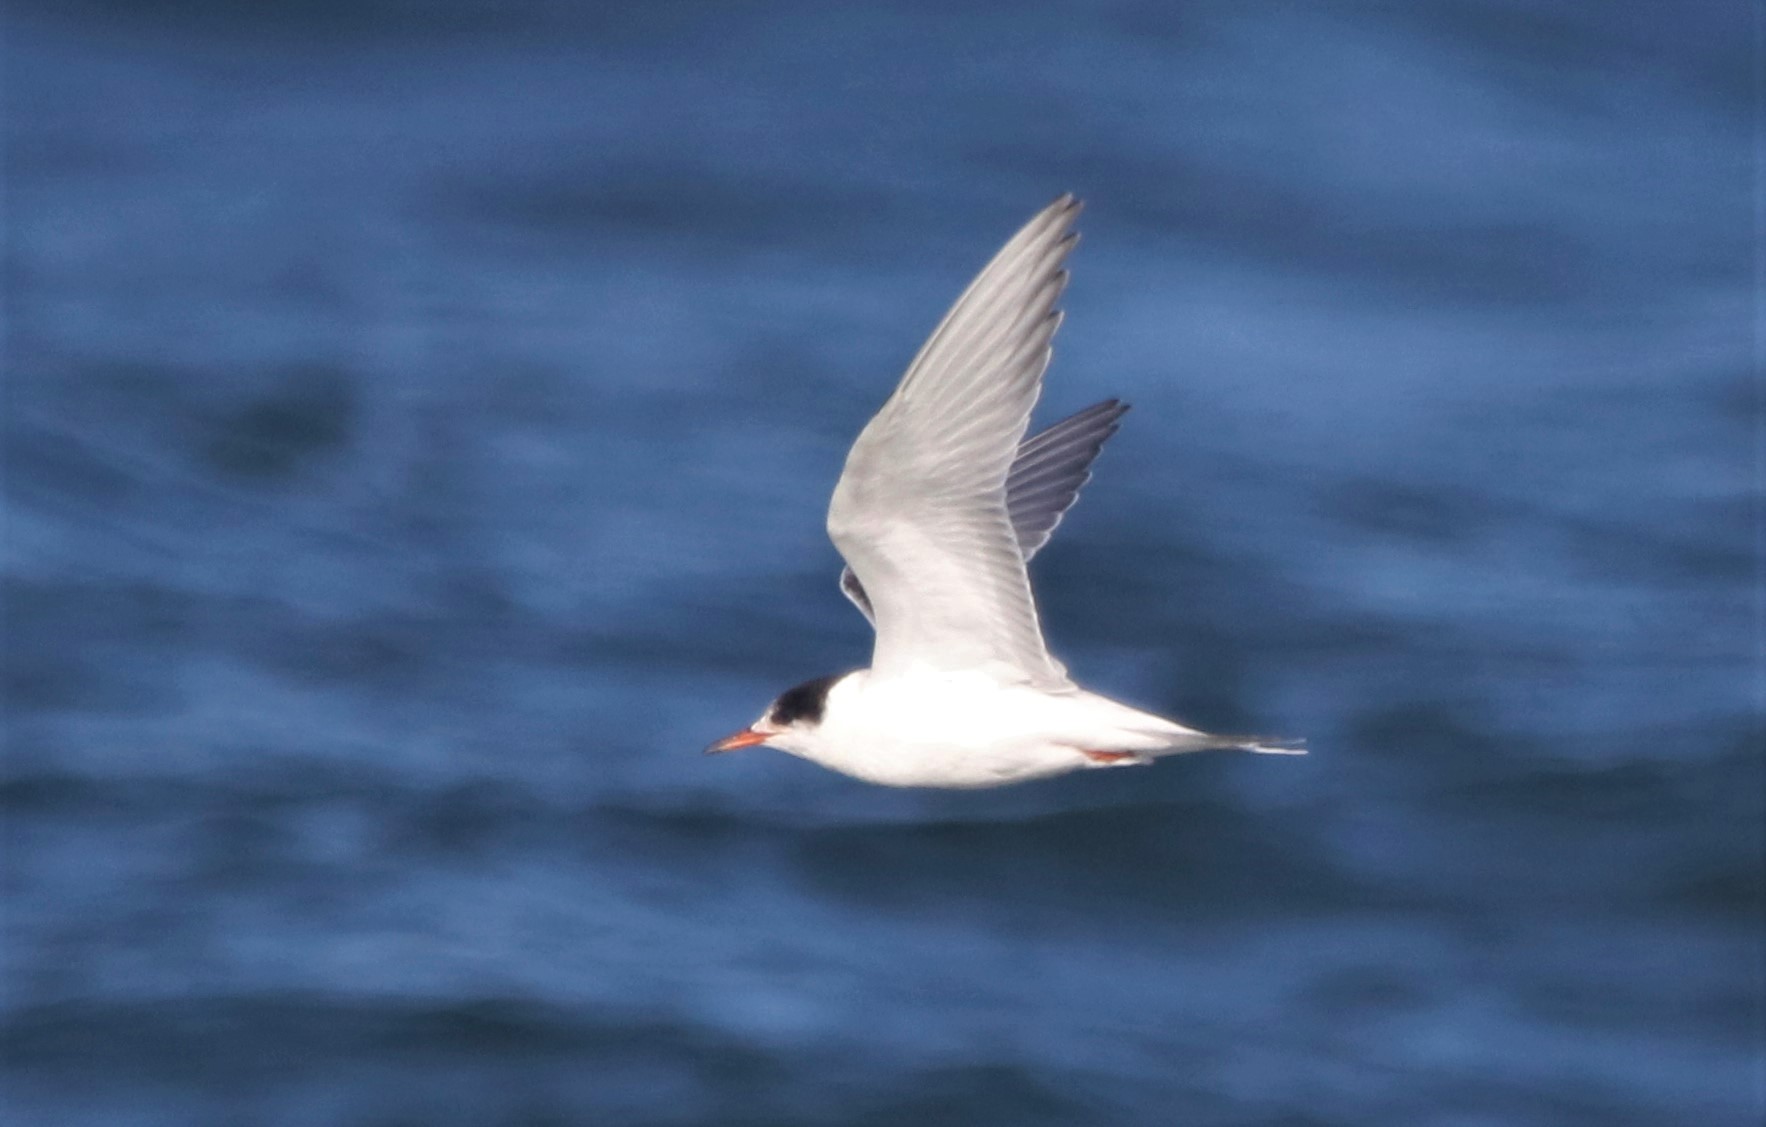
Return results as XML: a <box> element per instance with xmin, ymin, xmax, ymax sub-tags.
<box><xmin>1005</xmin><ymin>397</ymin><xmax>1129</xmax><ymax>559</ymax></box>
<box><xmin>839</xmin><ymin>398</ymin><xmax>1128</xmax><ymax>625</ymax></box>
<box><xmin>826</xmin><ymin>195</ymin><xmax>1081</xmax><ymax>684</ymax></box>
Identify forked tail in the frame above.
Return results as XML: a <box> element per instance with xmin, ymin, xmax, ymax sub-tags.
<box><xmin>1087</xmin><ymin>694</ymin><xmax>1306</xmax><ymax>758</ymax></box>
<box><xmin>1148</xmin><ymin>729</ymin><xmax>1307</xmax><ymax>757</ymax></box>
<box><xmin>1240</xmin><ymin>736</ymin><xmax>1307</xmax><ymax>756</ymax></box>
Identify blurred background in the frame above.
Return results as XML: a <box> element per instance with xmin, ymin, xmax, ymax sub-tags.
<box><xmin>4</xmin><ymin>2</ymin><xmax>1756</xmax><ymax>1124</ymax></box>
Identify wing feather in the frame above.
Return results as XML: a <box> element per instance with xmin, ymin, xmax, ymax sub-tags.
<box><xmin>838</xmin><ymin>397</ymin><xmax>1128</xmax><ymax>624</ymax></box>
<box><xmin>1004</xmin><ymin>398</ymin><xmax>1128</xmax><ymax>558</ymax></box>
<box><xmin>827</xmin><ymin>195</ymin><xmax>1084</xmax><ymax>683</ymax></box>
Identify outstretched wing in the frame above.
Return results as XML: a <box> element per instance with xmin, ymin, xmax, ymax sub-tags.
<box><xmin>839</xmin><ymin>398</ymin><xmax>1128</xmax><ymax>625</ymax></box>
<box><xmin>826</xmin><ymin>195</ymin><xmax>1081</xmax><ymax>685</ymax></box>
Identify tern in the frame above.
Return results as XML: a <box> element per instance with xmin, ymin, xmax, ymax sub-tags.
<box><xmin>709</xmin><ymin>195</ymin><xmax>1302</xmax><ymax>787</ymax></box>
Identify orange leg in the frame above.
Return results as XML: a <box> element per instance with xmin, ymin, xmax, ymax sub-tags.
<box><xmin>1082</xmin><ymin>749</ymin><xmax>1140</xmax><ymax>764</ymax></box>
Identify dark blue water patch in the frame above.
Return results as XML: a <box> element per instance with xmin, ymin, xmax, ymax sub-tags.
<box><xmin>4</xmin><ymin>577</ymin><xmax>409</xmax><ymax>710</ymax></box>
<box><xmin>1431</xmin><ymin>742</ymin><xmax>1745</xmax><ymax>825</ymax></box>
<box><xmin>1660</xmin><ymin>851</ymin><xmax>1766</xmax><ymax>925</ymax></box>
<box><xmin>3</xmin><ymin>579</ymin><xmax>195</xmax><ymax>714</ymax></box>
<box><xmin>1321</xmin><ymin>477</ymin><xmax>1504</xmax><ymax>547</ymax></box>
<box><xmin>1373</xmin><ymin>0</ymin><xmax>1750</xmax><ymax>111</ymax></box>
<box><xmin>11</xmin><ymin>359</ymin><xmax>368</xmax><ymax>504</ymax></box>
<box><xmin>196</xmin><ymin>364</ymin><xmax>359</xmax><ymax>481</ymax></box>
<box><xmin>1708</xmin><ymin>369</ymin><xmax>1756</xmax><ymax>428</ymax></box>
<box><xmin>1</xmin><ymin>993</ymin><xmax>791</xmax><ymax>1124</ymax></box>
<box><xmin>376</xmin><ymin>777</ymin><xmax>561</xmax><ymax>860</ymax></box>
<box><xmin>1327</xmin><ymin>733</ymin><xmax>1763</xmax><ymax>938</ymax></box>
<box><xmin>6</xmin><ymin>122</ymin><xmax>165</xmax><ymax>181</ymax></box>
<box><xmin>32</xmin><ymin>986</ymin><xmax>1663</xmax><ymax>1127</ymax></box>
<box><xmin>2</xmin><ymin>643</ymin><xmax>173</xmax><ymax>717</ymax></box>
<box><xmin>1502</xmin><ymin>916</ymin><xmax>1759</xmax><ymax>1051</ymax></box>
<box><xmin>432</xmin><ymin>161</ymin><xmax>916</xmax><ymax>263</ymax></box>
<box><xmin>980</xmin><ymin>142</ymin><xmax>1612</xmax><ymax>309</ymax></box>
<box><xmin>7</xmin><ymin>375</ymin><xmax>195</xmax><ymax>514</ymax></box>
<box><xmin>1650</xmin><ymin>738</ymin><xmax>1766</xmax><ymax>924</ymax></box>
<box><xmin>1340</xmin><ymin>698</ymin><xmax>1757</xmax><ymax>829</ymax></box>
<box><xmin>755</xmin><ymin>800</ymin><xmax>1396</xmax><ymax>927</ymax></box>
<box><xmin>1295</xmin><ymin>959</ymin><xmax>1441</xmax><ymax>1025</ymax></box>
<box><xmin>19</xmin><ymin>0</ymin><xmax>816</xmax><ymax>62</ymax></box>
<box><xmin>242</xmin><ymin>608</ymin><xmax>460</xmax><ymax>691</ymax></box>
<box><xmin>620</xmin><ymin>592</ymin><xmax>870</xmax><ymax>687</ymax></box>
<box><xmin>1541</xmin><ymin>505</ymin><xmax>1752</xmax><ymax>592</ymax></box>
<box><xmin>1342</xmin><ymin>700</ymin><xmax>1511</xmax><ymax>768</ymax></box>
<box><xmin>1036</xmin><ymin>529</ymin><xmax>1317</xmax><ymax>650</ymax></box>
<box><xmin>841</xmin><ymin>1064</ymin><xmax>1114</xmax><ymax>1127</ymax></box>
<box><xmin>0</xmin><ymin>992</ymin><xmax>1194</xmax><ymax>1127</ymax></box>
<box><xmin>16</xmin><ymin>0</ymin><xmax>554</xmax><ymax>49</ymax></box>
<box><xmin>2</xmin><ymin>423</ymin><xmax>145</xmax><ymax>512</ymax></box>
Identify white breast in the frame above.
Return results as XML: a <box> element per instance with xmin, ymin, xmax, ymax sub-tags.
<box><xmin>790</xmin><ymin>670</ymin><xmax>1163</xmax><ymax>788</ymax></box>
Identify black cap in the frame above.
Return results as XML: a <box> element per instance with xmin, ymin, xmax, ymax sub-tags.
<box><xmin>770</xmin><ymin>673</ymin><xmax>846</xmax><ymax>727</ymax></box>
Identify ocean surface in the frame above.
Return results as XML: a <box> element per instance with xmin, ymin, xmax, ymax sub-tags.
<box><xmin>4</xmin><ymin>3</ymin><xmax>1757</xmax><ymax>1124</ymax></box>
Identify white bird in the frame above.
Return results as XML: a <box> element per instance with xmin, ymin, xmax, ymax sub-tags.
<box><xmin>708</xmin><ymin>195</ymin><xmax>1302</xmax><ymax>787</ymax></box>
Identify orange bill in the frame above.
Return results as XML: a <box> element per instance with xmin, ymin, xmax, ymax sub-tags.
<box><xmin>705</xmin><ymin>727</ymin><xmax>770</xmax><ymax>754</ymax></box>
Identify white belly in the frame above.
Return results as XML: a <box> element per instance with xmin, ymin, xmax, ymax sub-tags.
<box><xmin>795</xmin><ymin>670</ymin><xmax>1183</xmax><ymax>788</ymax></box>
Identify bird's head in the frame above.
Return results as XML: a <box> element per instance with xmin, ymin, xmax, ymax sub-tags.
<box><xmin>706</xmin><ymin>671</ymin><xmax>849</xmax><ymax>758</ymax></box>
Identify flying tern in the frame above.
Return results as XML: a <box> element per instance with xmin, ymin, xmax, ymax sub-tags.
<box><xmin>709</xmin><ymin>195</ymin><xmax>1302</xmax><ymax>787</ymax></box>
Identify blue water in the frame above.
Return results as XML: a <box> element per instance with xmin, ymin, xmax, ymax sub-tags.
<box><xmin>5</xmin><ymin>3</ymin><xmax>1757</xmax><ymax>1124</ymax></box>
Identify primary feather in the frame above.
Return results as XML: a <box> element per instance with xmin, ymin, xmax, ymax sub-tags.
<box><xmin>827</xmin><ymin>195</ymin><xmax>1082</xmax><ymax>686</ymax></box>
